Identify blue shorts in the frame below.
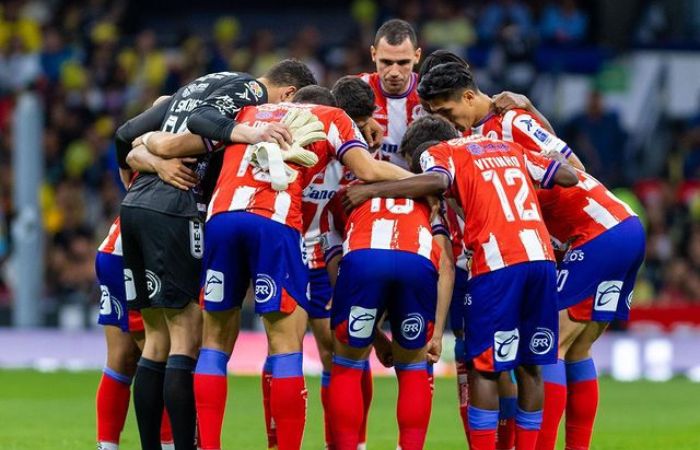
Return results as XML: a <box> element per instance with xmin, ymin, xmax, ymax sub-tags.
<box><xmin>466</xmin><ymin>261</ymin><xmax>558</xmax><ymax>372</ymax></box>
<box><xmin>449</xmin><ymin>268</ymin><xmax>470</xmax><ymax>334</ymax></box>
<box><xmin>96</xmin><ymin>251</ymin><xmax>129</xmax><ymax>332</ymax></box>
<box><xmin>308</xmin><ymin>268</ymin><xmax>332</xmax><ymax>319</ymax></box>
<box><xmin>557</xmin><ymin>217</ymin><xmax>646</xmax><ymax>322</ymax></box>
<box><xmin>332</xmin><ymin>249</ymin><xmax>438</xmax><ymax>350</ymax></box>
<box><xmin>202</xmin><ymin>212</ymin><xmax>310</xmax><ymax>315</ymax></box>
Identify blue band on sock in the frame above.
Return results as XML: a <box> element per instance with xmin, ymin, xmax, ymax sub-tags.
<box><xmin>427</xmin><ymin>363</ymin><xmax>434</xmax><ymax>376</ymax></box>
<box><xmin>321</xmin><ymin>371</ymin><xmax>331</xmax><ymax>388</ymax></box>
<box><xmin>269</xmin><ymin>352</ymin><xmax>303</xmax><ymax>378</ymax></box>
<box><xmin>363</xmin><ymin>359</ymin><xmax>371</xmax><ymax>371</ymax></box>
<box><xmin>499</xmin><ymin>397</ymin><xmax>517</xmax><ymax>420</ymax></box>
<box><xmin>195</xmin><ymin>348</ymin><xmax>228</xmax><ymax>376</ymax></box>
<box><xmin>468</xmin><ymin>406</ymin><xmax>499</xmax><ymax>430</ymax></box>
<box><xmin>395</xmin><ymin>361</ymin><xmax>429</xmax><ymax>372</ymax></box>
<box><xmin>454</xmin><ymin>338</ymin><xmax>465</xmax><ymax>362</ymax></box>
<box><xmin>166</xmin><ymin>354</ymin><xmax>197</xmax><ymax>371</ymax></box>
<box><xmin>332</xmin><ymin>355</ymin><xmax>367</xmax><ymax>370</ymax></box>
<box><xmin>103</xmin><ymin>367</ymin><xmax>132</xmax><ymax>385</ymax></box>
<box><xmin>263</xmin><ymin>356</ymin><xmax>272</xmax><ymax>374</ymax></box>
<box><xmin>566</xmin><ymin>358</ymin><xmax>597</xmax><ymax>383</ymax></box>
<box><xmin>516</xmin><ymin>408</ymin><xmax>543</xmax><ymax>430</ymax></box>
<box><xmin>542</xmin><ymin>359</ymin><xmax>567</xmax><ymax>386</ymax></box>
<box><xmin>137</xmin><ymin>357</ymin><xmax>166</xmax><ymax>373</ymax></box>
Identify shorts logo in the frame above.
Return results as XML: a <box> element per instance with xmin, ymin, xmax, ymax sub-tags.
<box><xmin>348</xmin><ymin>306</ymin><xmax>377</xmax><ymax>339</ymax></box>
<box><xmin>594</xmin><ymin>280</ymin><xmax>623</xmax><ymax>312</ymax></box>
<box><xmin>556</xmin><ymin>269</ymin><xmax>569</xmax><ymax>293</ymax></box>
<box><xmin>529</xmin><ymin>327</ymin><xmax>555</xmax><ymax>355</ymax></box>
<box><xmin>465</xmin><ymin>293</ymin><xmax>472</xmax><ymax>306</ymax></box>
<box><xmin>145</xmin><ymin>270</ymin><xmax>161</xmax><ymax>300</ymax></box>
<box><xmin>401</xmin><ymin>313</ymin><xmax>425</xmax><ymax>341</ymax></box>
<box><xmin>494</xmin><ymin>329</ymin><xmax>520</xmax><ymax>363</ymax></box>
<box><xmin>124</xmin><ymin>269</ymin><xmax>136</xmax><ymax>302</ymax></box>
<box><xmin>564</xmin><ymin>249</ymin><xmax>585</xmax><ymax>263</ymax></box>
<box><xmin>255</xmin><ymin>274</ymin><xmax>277</xmax><ymax>303</ymax></box>
<box><xmin>626</xmin><ymin>291</ymin><xmax>633</xmax><ymax>309</ymax></box>
<box><xmin>204</xmin><ymin>270</ymin><xmax>224</xmax><ymax>303</ymax></box>
<box><xmin>189</xmin><ymin>221</ymin><xmax>203</xmax><ymax>259</ymax></box>
<box><xmin>99</xmin><ymin>285</ymin><xmax>112</xmax><ymax>316</ymax></box>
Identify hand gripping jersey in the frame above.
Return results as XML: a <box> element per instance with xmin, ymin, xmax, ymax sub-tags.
<box><xmin>207</xmin><ymin>102</ymin><xmax>368</xmax><ymax>231</ymax></box>
<box><xmin>467</xmin><ymin>109</ymin><xmax>636</xmax><ymax>249</ymax></box>
<box><xmin>301</xmin><ymin>162</ymin><xmax>354</xmax><ymax>270</ymax></box>
<box><xmin>359</xmin><ymin>72</ymin><xmax>424</xmax><ymax>168</ymax></box>
<box><xmin>97</xmin><ymin>217</ymin><xmax>122</xmax><ymax>256</ymax></box>
<box><xmin>420</xmin><ymin>136</ymin><xmax>559</xmax><ymax>277</ymax></box>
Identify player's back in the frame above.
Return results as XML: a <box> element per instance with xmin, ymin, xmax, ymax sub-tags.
<box><xmin>208</xmin><ymin>102</ymin><xmax>362</xmax><ymax>231</ymax></box>
<box><xmin>423</xmin><ymin>136</ymin><xmax>555</xmax><ymax>277</ymax></box>
<box><xmin>537</xmin><ymin>169</ymin><xmax>636</xmax><ymax>248</ymax></box>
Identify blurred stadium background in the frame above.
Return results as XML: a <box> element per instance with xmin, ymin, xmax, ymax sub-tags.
<box><xmin>0</xmin><ymin>0</ymin><xmax>700</xmax><ymax>381</ymax></box>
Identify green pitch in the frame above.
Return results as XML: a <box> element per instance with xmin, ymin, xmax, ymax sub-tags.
<box><xmin>0</xmin><ymin>370</ymin><xmax>698</xmax><ymax>449</ymax></box>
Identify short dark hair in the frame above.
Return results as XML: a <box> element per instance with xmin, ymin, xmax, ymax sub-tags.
<box><xmin>419</xmin><ymin>50</ymin><xmax>469</xmax><ymax>79</ymax></box>
<box><xmin>400</xmin><ymin>115</ymin><xmax>459</xmax><ymax>159</ymax></box>
<box><xmin>374</xmin><ymin>19</ymin><xmax>418</xmax><ymax>48</ymax></box>
<box><xmin>417</xmin><ymin>62</ymin><xmax>478</xmax><ymax>102</ymax></box>
<box><xmin>264</xmin><ymin>59</ymin><xmax>317</xmax><ymax>89</ymax></box>
<box><xmin>331</xmin><ymin>76</ymin><xmax>375</xmax><ymax>121</ymax></box>
<box><xmin>410</xmin><ymin>140</ymin><xmax>440</xmax><ymax>173</ymax></box>
<box><xmin>292</xmin><ymin>85</ymin><xmax>337</xmax><ymax>106</ymax></box>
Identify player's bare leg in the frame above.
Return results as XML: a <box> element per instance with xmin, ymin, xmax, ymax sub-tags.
<box><xmin>537</xmin><ymin>310</ymin><xmax>586</xmax><ymax>450</ymax></box>
<box><xmin>262</xmin><ymin>307</ymin><xmax>309</xmax><ymax>450</ymax></box>
<box><xmin>392</xmin><ymin>342</ymin><xmax>433</xmax><ymax>450</ymax></box>
<box><xmin>194</xmin><ymin>308</ymin><xmax>241</xmax><ymax>450</ymax></box>
<box><xmin>468</xmin><ymin>368</ymin><xmax>501</xmax><ymax>449</ymax></box>
<box><xmin>96</xmin><ymin>326</ymin><xmax>141</xmax><ymax>450</ymax></box>
<box><xmin>497</xmin><ymin>371</ymin><xmax>518</xmax><ymax>450</ymax></box>
<box><xmin>133</xmin><ymin>308</ymin><xmax>170</xmax><ymax>450</ymax></box>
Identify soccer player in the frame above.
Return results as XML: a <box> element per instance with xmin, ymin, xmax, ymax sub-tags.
<box><xmin>319</xmin><ymin>159</ymin><xmax>454</xmax><ymax>450</ymax></box>
<box><xmin>342</xmin><ymin>115</ymin><xmax>579</xmax><ymax>450</ymax></box>
<box><xmin>193</xmin><ymin>87</ymin><xmax>410</xmax><ymax>450</ymax></box>
<box><xmin>417</xmin><ymin>62</ymin><xmax>645</xmax><ymax>450</ymax></box>
<box><xmin>115</xmin><ymin>61</ymin><xmax>316</xmax><ymax>450</ymax></box>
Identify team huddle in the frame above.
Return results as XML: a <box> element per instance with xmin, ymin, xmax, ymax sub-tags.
<box><xmin>94</xmin><ymin>19</ymin><xmax>645</xmax><ymax>450</ymax></box>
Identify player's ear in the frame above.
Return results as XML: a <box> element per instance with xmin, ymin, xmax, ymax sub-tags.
<box><xmin>462</xmin><ymin>89</ymin><xmax>475</xmax><ymax>104</ymax></box>
<box><xmin>414</xmin><ymin>47</ymin><xmax>422</xmax><ymax>65</ymax></box>
<box><xmin>281</xmin><ymin>86</ymin><xmax>297</xmax><ymax>102</ymax></box>
<box><xmin>370</xmin><ymin>45</ymin><xmax>377</xmax><ymax>62</ymax></box>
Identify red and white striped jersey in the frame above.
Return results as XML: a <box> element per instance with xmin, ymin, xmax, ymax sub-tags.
<box><xmin>420</xmin><ymin>136</ymin><xmax>558</xmax><ymax>277</ymax></box>
<box><xmin>358</xmin><ymin>72</ymin><xmax>424</xmax><ymax>168</ymax></box>
<box><xmin>207</xmin><ymin>103</ymin><xmax>367</xmax><ymax>232</ymax></box>
<box><xmin>444</xmin><ymin>203</ymin><xmax>470</xmax><ymax>272</ymax></box>
<box><xmin>98</xmin><ymin>217</ymin><xmax>122</xmax><ymax>256</ymax></box>
<box><xmin>302</xmin><ymin>162</ymin><xmax>355</xmax><ymax>269</ymax></box>
<box><xmin>537</xmin><ymin>170</ymin><xmax>636</xmax><ymax>248</ymax></box>
<box><xmin>466</xmin><ymin>108</ymin><xmax>573</xmax><ymax>158</ymax></box>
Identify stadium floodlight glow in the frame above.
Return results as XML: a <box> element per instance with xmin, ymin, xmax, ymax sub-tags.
<box><xmin>644</xmin><ymin>338</ymin><xmax>673</xmax><ymax>382</ymax></box>
<box><xmin>611</xmin><ymin>337</ymin><xmax>641</xmax><ymax>382</ymax></box>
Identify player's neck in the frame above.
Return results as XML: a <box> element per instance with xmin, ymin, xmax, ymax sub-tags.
<box><xmin>379</xmin><ymin>75</ymin><xmax>414</xmax><ymax>98</ymax></box>
<box><xmin>472</xmin><ymin>92</ymin><xmax>494</xmax><ymax>127</ymax></box>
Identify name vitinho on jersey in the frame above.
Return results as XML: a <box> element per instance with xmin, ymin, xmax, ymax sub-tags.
<box><xmin>474</xmin><ymin>156</ymin><xmax>521</xmax><ymax>171</ymax></box>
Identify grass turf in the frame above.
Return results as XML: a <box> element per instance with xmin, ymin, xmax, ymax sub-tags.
<box><xmin>0</xmin><ymin>370</ymin><xmax>698</xmax><ymax>449</ymax></box>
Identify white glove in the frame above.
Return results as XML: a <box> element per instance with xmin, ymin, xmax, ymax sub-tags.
<box><xmin>282</xmin><ymin>107</ymin><xmax>327</xmax><ymax>146</ymax></box>
<box><xmin>250</xmin><ymin>142</ymin><xmax>299</xmax><ymax>191</ymax></box>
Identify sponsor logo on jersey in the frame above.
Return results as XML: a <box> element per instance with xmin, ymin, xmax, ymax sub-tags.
<box><xmin>519</xmin><ymin>118</ymin><xmax>534</xmax><ymax>131</ymax></box>
<box><xmin>182</xmin><ymin>82</ymin><xmax>209</xmax><ymax>98</ymax></box>
<box><xmin>529</xmin><ymin>327</ymin><xmax>555</xmax><ymax>355</ymax></box>
<box><xmin>401</xmin><ymin>313</ymin><xmax>425</xmax><ymax>341</ymax></box>
<box><xmin>594</xmin><ymin>280</ymin><xmax>623</xmax><ymax>312</ymax></box>
<box><xmin>246</xmin><ymin>81</ymin><xmax>264</xmax><ymax>98</ymax></box>
<box><xmin>124</xmin><ymin>269</ymin><xmax>136</xmax><ymax>302</ymax></box>
<box><xmin>534</xmin><ymin>129</ymin><xmax>549</xmax><ymax>143</ymax></box>
<box><xmin>255</xmin><ymin>274</ymin><xmax>277</xmax><ymax>303</ymax></box>
<box><xmin>564</xmin><ymin>249</ymin><xmax>585</xmax><ymax>263</ymax></box>
<box><xmin>212</xmin><ymin>95</ymin><xmax>241</xmax><ymax>115</ymax></box>
<box><xmin>467</xmin><ymin>143</ymin><xmax>484</xmax><ymax>155</ymax></box>
<box><xmin>303</xmin><ymin>186</ymin><xmax>337</xmax><ymax>201</ymax></box>
<box><xmin>348</xmin><ymin>306</ymin><xmax>377</xmax><ymax>339</ymax></box>
<box><xmin>145</xmin><ymin>270</ymin><xmax>161</xmax><ymax>299</ymax></box>
<box><xmin>494</xmin><ymin>329</ymin><xmax>520</xmax><ymax>363</ymax></box>
<box><xmin>204</xmin><ymin>270</ymin><xmax>224</xmax><ymax>303</ymax></box>
<box><xmin>380</xmin><ymin>142</ymin><xmax>399</xmax><ymax>154</ymax></box>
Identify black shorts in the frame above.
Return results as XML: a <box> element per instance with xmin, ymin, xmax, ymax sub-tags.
<box><xmin>120</xmin><ymin>206</ymin><xmax>203</xmax><ymax>309</ymax></box>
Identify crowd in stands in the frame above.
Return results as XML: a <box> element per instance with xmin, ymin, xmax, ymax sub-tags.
<box><xmin>0</xmin><ymin>0</ymin><xmax>698</xmax><ymax>326</ymax></box>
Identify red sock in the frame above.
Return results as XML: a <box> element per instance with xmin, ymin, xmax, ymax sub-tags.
<box><xmin>358</xmin><ymin>362</ymin><xmax>372</xmax><ymax>446</ymax></box>
<box><xmin>160</xmin><ymin>411</ymin><xmax>174</xmax><ymax>445</ymax></box>
<box><xmin>262</xmin><ymin>358</ymin><xmax>277</xmax><ymax>449</ymax></box>
<box><xmin>497</xmin><ymin>397</ymin><xmax>517</xmax><ymax>450</ymax></box>
<box><xmin>515</xmin><ymin>408</ymin><xmax>542</xmax><ymax>450</ymax></box>
<box><xmin>321</xmin><ymin>371</ymin><xmax>333</xmax><ymax>450</ymax></box>
<box><xmin>193</xmin><ymin>348</ymin><xmax>229</xmax><ymax>450</ymax></box>
<box><xmin>536</xmin><ymin>360</ymin><xmax>567</xmax><ymax>450</ymax></box>
<box><xmin>456</xmin><ymin>360</ymin><xmax>470</xmax><ymax>440</ymax></box>
<box><xmin>396</xmin><ymin>362</ymin><xmax>432</xmax><ymax>450</ymax></box>
<box><xmin>470</xmin><ymin>429</ymin><xmax>497</xmax><ymax>450</ymax></box>
<box><xmin>269</xmin><ymin>353</ymin><xmax>307</xmax><ymax>450</ymax></box>
<box><xmin>565</xmin><ymin>359</ymin><xmax>598</xmax><ymax>450</ymax></box>
<box><xmin>96</xmin><ymin>369</ymin><xmax>132</xmax><ymax>444</ymax></box>
<box><xmin>329</xmin><ymin>357</ymin><xmax>365</xmax><ymax>450</ymax></box>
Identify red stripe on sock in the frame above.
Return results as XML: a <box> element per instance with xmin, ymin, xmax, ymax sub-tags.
<box><xmin>536</xmin><ymin>382</ymin><xmax>567</xmax><ymax>450</ymax></box>
<box><xmin>194</xmin><ymin>373</ymin><xmax>228</xmax><ymax>450</ymax></box>
<box><xmin>565</xmin><ymin>379</ymin><xmax>598</xmax><ymax>450</ymax></box>
<box><xmin>271</xmin><ymin>376</ymin><xmax>307</xmax><ymax>450</ymax></box>
<box><xmin>96</xmin><ymin>373</ymin><xmax>131</xmax><ymax>443</ymax></box>
<box><xmin>160</xmin><ymin>410</ymin><xmax>173</xmax><ymax>444</ymax></box>
<box><xmin>396</xmin><ymin>369</ymin><xmax>432</xmax><ymax>450</ymax></box>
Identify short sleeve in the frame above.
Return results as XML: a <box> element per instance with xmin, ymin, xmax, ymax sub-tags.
<box><xmin>511</xmin><ymin>113</ymin><xmax>572</xmax><ymax>157</ymax></box>
<box><xmin>327</xmin><ymin>110</ymin><xmax>369</xmax><ymax>162</ymax></box>
<box><xmin>420</xmin><ymin>144</ymin><xmax>454</xmax><ymax>187</ymax></box>
<box><xmin>523</xmin><ymin>150</ymin><xmax>562</xmax><ymax>190</ymax></box>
